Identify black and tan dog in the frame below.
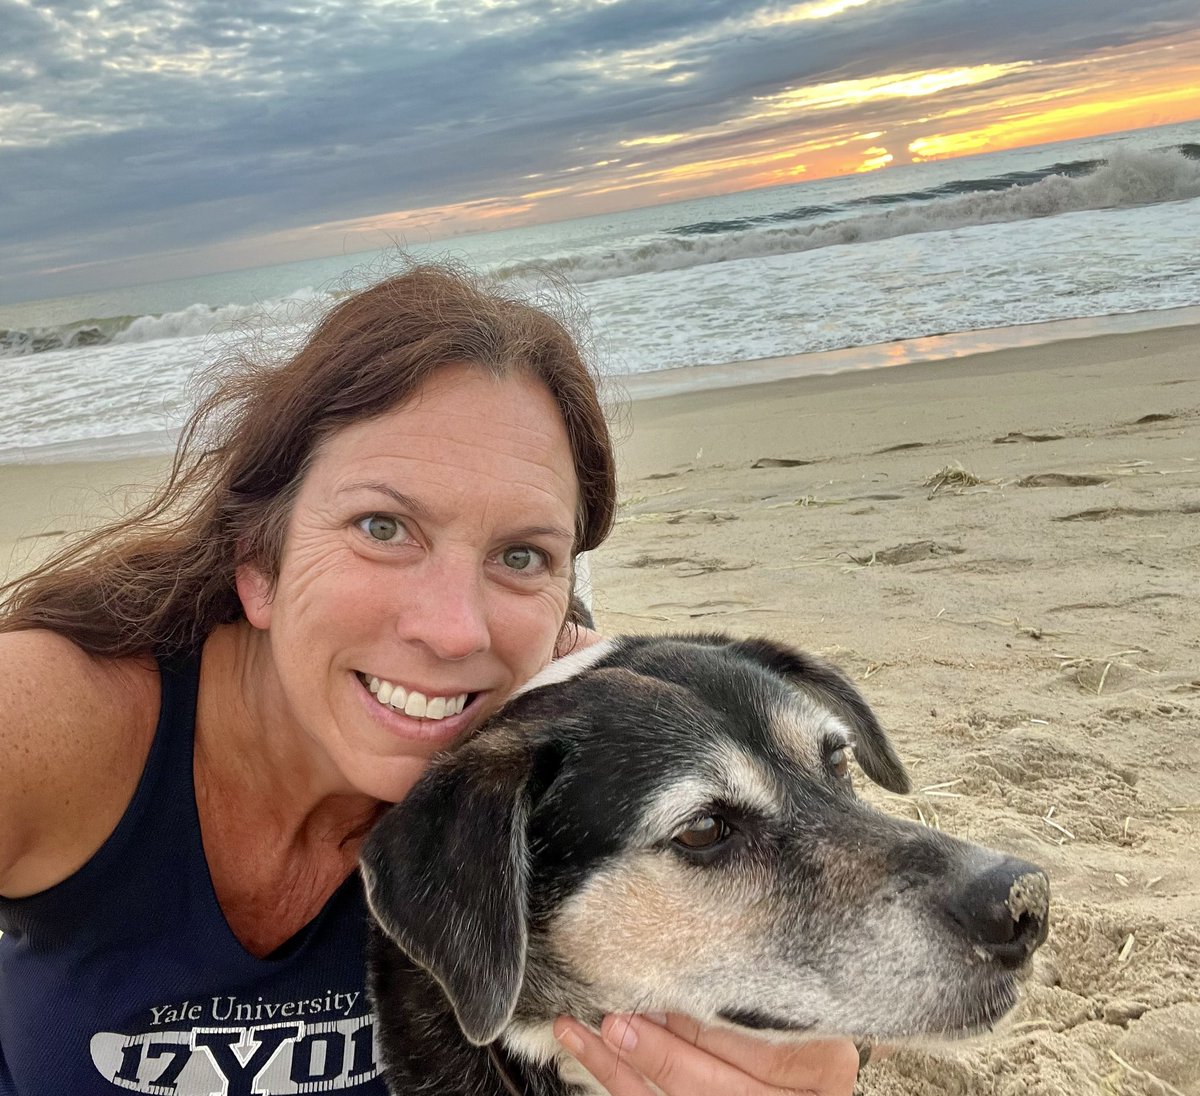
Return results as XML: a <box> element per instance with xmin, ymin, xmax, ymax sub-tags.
<box><xmin>361</xmin><ymin>633</ymin><xmax>1050</xmax><ymax>1095</ymax></box>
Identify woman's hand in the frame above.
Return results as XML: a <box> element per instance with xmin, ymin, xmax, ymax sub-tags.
<box><xmin>553</xmin><ymin>1013</ymin><xmax>862</xmax><ymax>1096</ymax></box>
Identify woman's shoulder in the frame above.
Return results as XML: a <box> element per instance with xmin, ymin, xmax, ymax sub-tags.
<box><xmin>0</xmin><ymin>630</ymin><xmax>160</xmax><ymax>898</ymax></box>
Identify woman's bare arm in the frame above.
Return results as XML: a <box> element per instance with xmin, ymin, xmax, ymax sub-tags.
<box><xmin>0</xmin><ymin>631</ymin><xmax>158</xmax><ymax>898</ymax></box>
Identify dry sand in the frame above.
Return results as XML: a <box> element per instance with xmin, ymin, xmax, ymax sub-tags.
<box><xmin>3</xmin><ymin>324</ymin><xmax>1198</xmax><ymax>1094</ymax></box>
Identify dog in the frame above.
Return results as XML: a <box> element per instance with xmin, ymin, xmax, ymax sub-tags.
<box><xmin>361</xmin><ymin>633</ymin><xmax>1050</xmax><ymax>1095</ymax></box>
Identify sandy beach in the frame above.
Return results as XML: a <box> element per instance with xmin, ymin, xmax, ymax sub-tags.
<box><xmin>3</xmin><ymin>324</ymin><xmax>1198</xmax><ymax>1094</ymax></box>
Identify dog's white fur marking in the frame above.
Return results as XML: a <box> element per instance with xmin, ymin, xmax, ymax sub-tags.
<box><xmin>632</xmin><ymin>777</ymin><xmax>716</xmax><ymax>843</ymax></box>
<box><xmin>711</xmin><ymin>743</ymin><xmax>780</xmax><ymax>814</ymax></box>
<box><xmin>512</xmin><ymin>638</ymin><xmax>618</xmax><ymax>698</ymax></box>
<box><xmin>630</xmin><ymin>749</ymin><xmax>779</xmax><ymax>847</ymax></box>
<box><xmin>770</xmin><ymin>696</ymin><xmax>853</xmax><ymax>768</ymax></box>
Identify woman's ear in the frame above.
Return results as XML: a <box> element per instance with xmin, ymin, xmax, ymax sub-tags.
<box><xmin>235</xmin><ymin>562</ymin><xmax>274</xmax><ymax>629</ymax></box>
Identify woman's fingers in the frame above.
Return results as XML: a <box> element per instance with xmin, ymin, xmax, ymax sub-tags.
<box><xmin>553</xmin><ymin>1014</ymin><xmax>861</xmax><ymax>1096</ymax></box>
<box><xmin>553</xmin><ymin>1017</ymin><xmax>658</xmax><ymax>1096</ymax></box>
<box><xmin>653</xmin><ymin>1014</ymin><xmax>862</xmax><ymax>1090</ymax></box>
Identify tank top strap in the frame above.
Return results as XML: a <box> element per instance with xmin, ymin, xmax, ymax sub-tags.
<box><xmin>147</xmin><ymin>647</ymin><xmax>203</xmax><ymax>795</ymax></box>
<box><xmin>0</xmin><ymin>650</ymin><xmax>204</xmax><ymax>950</ymax></box>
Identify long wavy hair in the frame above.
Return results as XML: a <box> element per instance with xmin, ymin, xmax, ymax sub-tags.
<box><xmin>0</xmin><ymin>265</ymin><xmax>617</xmax><ymax>657</ymax></box>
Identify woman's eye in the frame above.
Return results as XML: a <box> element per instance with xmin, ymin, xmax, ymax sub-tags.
<box><xmin>501</xmin><ymin>545</ymin><xmax>545</xmax><ymax>572</ymax></box>
<box><xmin>358</xmin><ymin>514</ymin><xmax>405</xmax><ymax>543</ymax></box>
<box><xmin>672</xmin><ymin>815</ymin><xmax>730</xmax><ymax>851</ymax></box>
<box><xmin>828</xmin><ymin>745</ymin><xmax>853</xmax><ymax>780</ymax></box>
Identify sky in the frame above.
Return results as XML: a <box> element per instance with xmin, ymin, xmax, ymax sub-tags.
<box><xmin>3</xmin><ymin>0</ymin><xmax>1199</xmax><ymax>303</ymax></box>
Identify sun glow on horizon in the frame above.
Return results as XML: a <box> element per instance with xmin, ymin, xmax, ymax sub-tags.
<box><xmin>14</xmin><ymin>0</ymin><xmax>1200</xmax><ymax>310</ymax></box>
<box><xmin>573</xmin><ymin>36</ymin><xmax>1200</xmax><ymax>211</ymax></box>
<box><xmin>855</xmin><ymin>146</ymin><xmax>895</xmax><ymax>172</ymax></box>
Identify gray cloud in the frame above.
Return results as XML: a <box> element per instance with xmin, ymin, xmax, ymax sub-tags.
<box><xmin>2</xmin><ymin>0</ymin><xmax>1197</xmax><ymax>302</ymax></box>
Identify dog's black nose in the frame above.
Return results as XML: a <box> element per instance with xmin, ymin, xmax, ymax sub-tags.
<box><xmin>943</xmin><ymin>857</ymin><xmax>1050</xmax><ymax>967</ymax></box>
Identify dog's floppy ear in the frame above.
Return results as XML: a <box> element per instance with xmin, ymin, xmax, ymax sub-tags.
<box><xmin>360</xmin><ymin>735</ymin><xmax>545</xmax><ymax>1045</ymax></box>
<box><xmin>729</xmin><ymin>637</ymin><xmax>912</xmax><ymax>794</ymax></box>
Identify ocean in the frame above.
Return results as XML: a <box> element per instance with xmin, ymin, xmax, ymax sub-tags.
<box><xmin>2</xmin><ymin>119</ymin><xmax>1199</xmax><ymax>463</ymax></box>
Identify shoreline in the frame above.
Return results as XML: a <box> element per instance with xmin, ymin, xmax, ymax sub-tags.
<box><xmin>4</xmin><ymin>318</ymin><xmax>1197</xmax><ymax>574</ymax></box>
<box><xmin>618</xmin><ymin>304</ymin><xmax>1200</xmax><ymax>402</ymax></box>
<box><xmin>3</xmin><ymin>305</ymin><xmax>1198</xmax><ymax>468</ymax></box>
<box><xmin>615</xmin><ymin>318</ymin><xmax>1200</xmax><ymax>476</ymax></box>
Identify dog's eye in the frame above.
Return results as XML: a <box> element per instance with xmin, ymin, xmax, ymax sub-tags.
<box><xmin>828</xmin><ymin>745</ymin><xmax>853</xmax><ymax>780</ymax></box>
<box><xmin>672</xmin><ymin>816</ymin><xmax>731</xmax><ymax>850</ymax></box>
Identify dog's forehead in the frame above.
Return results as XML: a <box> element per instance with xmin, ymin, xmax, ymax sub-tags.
<box><xmin>511</xmin><ymin>639</ymin><xmax>853</xmax><ymax>821</ymax></box>
<box><xmin>516</xmin><ymin>636</ymin><xmax>846</xmax><ymax>771</ymax></box>
<box><xmin>609</xmin><ymin>641</ymin><xmax>848</xmax><ymax>769</ymax></box>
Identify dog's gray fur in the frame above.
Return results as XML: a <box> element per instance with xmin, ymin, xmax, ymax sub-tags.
<box><xmin>361</xmin><ymin>633</ymin><xmax>1050</xmax><ymax>1095</ymax></box>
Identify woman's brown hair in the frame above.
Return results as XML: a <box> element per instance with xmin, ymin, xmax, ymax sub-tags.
<box><xmin>0</xmin><ymin>265</ymin><xmax>617</xmax><ymax>657</ymax></box>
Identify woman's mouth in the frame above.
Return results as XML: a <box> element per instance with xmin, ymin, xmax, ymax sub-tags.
<box><xmin>355</xmin><ymin>671</ymin><xmax>475</xmax><ymax>721</ymax></box>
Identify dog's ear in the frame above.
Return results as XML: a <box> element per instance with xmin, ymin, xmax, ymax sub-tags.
<box><xmin>360</xmin><ymin>735</ymin><xmax>548</xmax><ymax>1045</ymax></box>
<box><xmin>728</xmin><ymin>637</ymin><xmax>912</xmax><ymax>794</ymax></box>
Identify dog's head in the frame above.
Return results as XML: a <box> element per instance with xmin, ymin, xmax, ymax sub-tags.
<box><xmin>361</xmin><ymin>633</ymin><xmax>1048</xmax><ymax>1053</ymax></box>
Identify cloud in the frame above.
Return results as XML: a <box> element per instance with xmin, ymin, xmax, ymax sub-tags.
<box><xmin>1</xmin><ymin>0</ymin><xmax>1198</xmax><ymax>301</ymax></box>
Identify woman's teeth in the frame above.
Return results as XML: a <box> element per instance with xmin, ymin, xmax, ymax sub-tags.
<box><xmin>364</xmin><ymin>674</ymin><xmax>468</xmax><ymax>720</ymax></box>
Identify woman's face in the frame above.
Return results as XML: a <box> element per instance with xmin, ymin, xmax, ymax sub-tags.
<box><xmin>237</xmin><ymin>363</ymin><xmax>581</xmax><ymax>802</ymax></box>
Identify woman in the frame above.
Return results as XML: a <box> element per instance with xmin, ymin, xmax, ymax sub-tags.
<box><xmin>0</xmin><ymin>267</ymin><xmax>860</xmax><ymax>1095</ymax></box>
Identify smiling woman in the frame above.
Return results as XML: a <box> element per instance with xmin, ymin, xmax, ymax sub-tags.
<box><xmin>0</xmin><ymin>264</ymin><xmax>861</xmax><ymax>1096</ymax></box>
<box><xmin>233</xmin><ymin>363</ymin><xmax>585</xmax><ymax>804</ymax></box>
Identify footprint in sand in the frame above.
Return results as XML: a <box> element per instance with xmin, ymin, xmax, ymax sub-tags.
<box><xmin>1046</xmin><ymin>592</ymin><xmax>1184</xmax><ymax>612</ymax></box>
<box><xmin>955</xmin><ymin>733</ymin><xmax>1142</xmax><ymax>845</ymax></box>
<box><xmin>647</xmin><ymin>598</ymin><xmax>751</xmax><ymax>611</ymax></box>
<box><xmin>1055</xmin><ymin>504</ymin><xmax>1200</xmax><ymax>521</ymax></box>
<box><xmin>847</xmin><ymin>540</ymin><xmax>965</xmax><ymax>566</ymax></box>
<box><xmin>664</xmin><ymin>510</ymin><xmax>737</xmax><ymax>525</ymax></box>
<box><xmin>873</xmin><ymin>441</ymin><xmax>928</xmax><ymax>454</ymax></box>
<box><xmin>621</xmin><ymin>554</ymin><xmax>752</xmax><ymax>577</ymax></box>
<box><xmin>750</xmin><ymin>457</ymin><xmax>818</xmax><ymax>468</ymax></box>
<box><xmin>993</xmin><ymin>431</ymin><xmax>1066</xmax><ymax>444</ymax></box>
<box><xmin>646</xmin><ymin>597</ymin><xmax>757</xmax><ymax>619</ymax></box>
<box><xmin>1017</xmin><ymin>473</ymin><xmax>1109</xmax><ymax>488</ymax></box>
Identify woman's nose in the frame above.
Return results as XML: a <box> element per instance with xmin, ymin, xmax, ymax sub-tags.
<box><xmin>395</xmin><ymin>557</ymin><xmax>491</xmax><ymax>661</ymax></box>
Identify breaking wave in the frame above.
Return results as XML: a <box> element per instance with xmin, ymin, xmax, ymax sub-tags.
<box><xmin>493</xmin><ymin>144</ymin><xmax>1200</xmax><ymax>285</ymax></box>
<box><xmin>5</xmin><ymin>144</ymin><xmax>1199</xmax><ymax>359</ymax></box>
<box><xmin>0</xmin><ymin>295</ymin><xmax>325</xmax><ymax>359</ymax></box>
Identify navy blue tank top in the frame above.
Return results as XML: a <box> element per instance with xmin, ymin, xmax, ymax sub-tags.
<box><xmin>0</xmin><ymin>652</ymin><xmax>390</xmax><ymax>1095</ymax></box>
